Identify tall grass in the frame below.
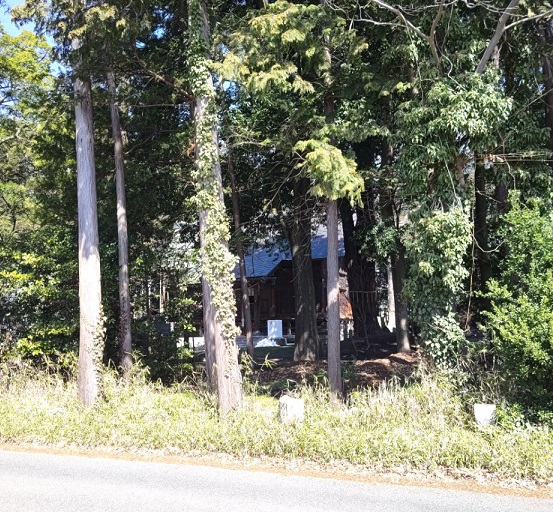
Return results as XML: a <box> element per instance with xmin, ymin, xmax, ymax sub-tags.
<box><xmin>0</xmin><ymin>359</ymin><xmax>552</xmax><ymax>483</ymax></box>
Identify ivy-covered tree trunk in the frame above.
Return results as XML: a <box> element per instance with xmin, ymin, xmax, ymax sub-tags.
<box><xmin>73</xmin><ymin>42</ymin><xmax>103</xmax><ymax>406</ymax></box>
<box><xmin>286</xmin><ymin>178</ymin><xmax>319</xmax><ymax>361</ymax></box>
<box><xmin>107</xmin><ymin>70</ymin><xmax>132</xmax><ymax>376</ymax></box>
<box><xmin>188</xmin><ymin>0</ymin><xmax>242</xmax><ymax>412</ymax></box>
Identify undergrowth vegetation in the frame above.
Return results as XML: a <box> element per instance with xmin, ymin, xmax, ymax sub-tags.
<box><xmin>1</xmin><ymin>358</ymin><xmax>552</xmax><ymax>484</ymax></box>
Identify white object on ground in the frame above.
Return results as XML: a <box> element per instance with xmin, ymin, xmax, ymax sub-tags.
<box><xmin>278</xmin><ymin>395</ymin><xmax>305</xmax><ymax>423</ymax></box>
<box><xmin>254</xmin><ymin>337</ymin><xmax>279</xmax><ymax>347</ymax></box>
<box><xmin>473</xmin><ymin>403</ymin><xmax>496</xmax><ymax>426</ymax></box>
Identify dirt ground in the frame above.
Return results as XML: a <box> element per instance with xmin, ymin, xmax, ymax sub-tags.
<box><xmin>252</xmin><ymin>333</ymin><xmax>419</xmax><ymax>394</ymax></box>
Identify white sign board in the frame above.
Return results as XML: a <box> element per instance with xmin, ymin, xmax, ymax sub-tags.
<box><xmin>267</xmin><ymin>320</ymin><xmax>283</xmax><ymax>339</ymax></box>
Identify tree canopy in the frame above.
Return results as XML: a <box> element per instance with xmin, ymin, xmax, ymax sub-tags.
<box><xmin>1</xmin><ymin>0</ymin><xmax>553</xmax><ymax>410</ymax></box>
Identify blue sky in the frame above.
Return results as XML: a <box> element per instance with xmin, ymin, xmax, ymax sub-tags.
<box><xmin>1</xmin><ymin>0</ymin><xmax>36</xmax><ymax>36</ymax></box>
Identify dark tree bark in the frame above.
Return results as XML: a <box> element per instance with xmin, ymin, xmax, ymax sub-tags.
<box><xmin>391</xmin><ymin>242</ymin><xmax>410</xmax><ymax>353</ymax></box>
<box><xmin>474</xmin><ymin>156</ymin><xmax>493</xmax><ymax>293</ymax></box>
<box><xmin>107</xmin><ymin>70</ymin><xmax>132</xmax><ymax>376</ymax></box>
<box><xmin>380</xmin><ymin>141</ymin><xmax>410</xmax><ymax>353</ymax></box>
<box><xmin>284</xmin><ymin>178</ymin><xmax>319</xmax><ymax>361</ymax></box>
<box><xmin>380</xmin><ymin>200</ymin><xmax>410</xmax><ymax>353</ymax></box>
<box><xmin>541</xmin><ymin>22</ymin><xmax>553</xmax><ymax>163</ymax></box>
<box><xmin>340</xmin><ymin>199</ymin><xmax>380</xmax><ymax>343</ymax></box>
<box><xmin>386</xmin><ymin>257</ymin><xmax>395</xmax><ymax>331</ymax></box>
<box><xmin>228</xmin><ymin>153</ymin><xmax>254</xmax><ymax>358</ymax></box>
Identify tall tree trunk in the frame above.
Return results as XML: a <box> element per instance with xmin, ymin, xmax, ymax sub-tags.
<box><xmin>474</xmin><ymin>156</ymin><xmax>492</xmax><ymax>294</ymax></box>
<box><xmin>73</xmin><ymin>43</ymin><xmax>103</xmax><ymax>406</ymax></box>
<box><xmin>107</xmin><ymin>70</ymin><xmax>132</xmax><ymax>376</ymax></box>
<box><xmin>189</xmin><ymin>0</ymin><xmax>242</xmax><ymax>412</ymax></box>
<box><xmin>386</xmin><ymin>257</ymin><xmax>396</xmax><ymax>331</ymax></box>
<box><xmin>380</xmin><ymin>142</ymin><xmax>410</xmax><ymax>353</ymax></box>
<box><xmin>541</xmin><ymin>22</ymin><xmax>553</xmax><ymax>163</ymax></box>
<box><xmin>286</xmin><ymin>178</ymin><xmax>319</xmax><ymax>361</ymax></box>
<box><xmin>228</xmin><ymin>153</ymin><xmax>254</xmax><ymax>358</ymax></box>
<box><xmin>392</xmin><ymin>242</ymin><xmax>410</xmax><ymax>353</ymax></box>
<box><xmin>475</xmin><ymin>0</ymin><xmax>520</xmax><ymax>74</ymax></box>
<box><xmin>320</xmin><ymin>36</ymin><xmax>342</xmax><ymax>399</ymax></box>
<box><xmin>339</xmin><ymin>200</ymin><xmax>379</xmax><ymax>342</ymax></box>
<box><xmin>326</xmin><ymin>198</ymin><xmax>342</xmax><ymax>402</ymax></box>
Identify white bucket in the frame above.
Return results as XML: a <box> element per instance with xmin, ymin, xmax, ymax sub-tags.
<box><xmin>473</xmin><ymin>403</ymin><xmax>496</xmax><ymax>426</ymax></box>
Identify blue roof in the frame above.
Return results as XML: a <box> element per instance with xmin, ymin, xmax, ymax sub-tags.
<box><xmin>235</xmin><ymin>230</ymin><xmax>345</xmax><ymax>279</ymax></box>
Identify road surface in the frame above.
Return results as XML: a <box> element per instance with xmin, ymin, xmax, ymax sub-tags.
<box><xmin>0</xmin><ymin>449</ymin><xmax>551</xmax><ymax>512</ymax></box>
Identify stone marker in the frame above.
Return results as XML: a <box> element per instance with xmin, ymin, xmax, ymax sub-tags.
<box><xmin>278</xmin><ymin>395</ymin><xmax>305</xmax><ymax>423</ymax></box>
<box><xmin>473</xmin><ymin>403</ymin><xmax>496</xmax><ymax>426</ymax></box>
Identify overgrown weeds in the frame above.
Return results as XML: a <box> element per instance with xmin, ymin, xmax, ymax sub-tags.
<box><xmin>0</xmin><ymin>359</ymin><xmax>552</xmax><ymax>483</ymax></box>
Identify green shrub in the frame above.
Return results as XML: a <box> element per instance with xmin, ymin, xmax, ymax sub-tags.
<box><xmin>486</xmin><ymin>195</ymin><xmax>553</xmax><ymax>406</ymax></box>
<box><xmin>404</xmin><ymin>206</ymin><xmax>472</xmax><ymax>368</ymax></box>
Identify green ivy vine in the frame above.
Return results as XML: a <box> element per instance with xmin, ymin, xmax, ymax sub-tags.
<box><xmin>188</xmin><ymin>0</ymin><xmax>239</xmax><ymax>344</ymax></box>
<box><xmin>404</xmin><ymin>206</ymin><xmax>471</xmax><ymax>367</ymax></box>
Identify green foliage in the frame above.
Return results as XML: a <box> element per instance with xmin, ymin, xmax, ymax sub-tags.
<box><xmin>0</xmin><ymin>229</ymin><xmax>78</xmax><ymax>358</ymax></box>
<box><xmin>0</xmin><ymin>28</ymin><xmax>51</xmax><ymax>115</ymax></box>
<box><xmin>187</xmin><ymin>0</ymin><xmax>240</xmax><ymax>343</ymax></box>
<box><xmin>404</xmin><ymin>207</ymin><xmax>472</xmax><ymax>367</ymax></box>
<box><xmin>221</xmin><ymin>1</ymin><xmax>368</xmax><ymax>97</ymax></box>
<box><xmin>397</xmin><ymin>74</ymin><xmax>512</xmax><ymax>202</ymax></box>
<box><xmin>0</xmin><ymin>27</ymin><xmax>78</xmax><ymax>360</ymax></box>
<box><xmin>486</xmin><ymin>195</ymin><xmax>553</xmax><ymax>405</ymax></box>
<box><xmin>133</xmin><ymin>333</ymin><xmax>195</xmax><ymax>384</ymax></box>
<box><xmin>219</xmin><ymin>0</ymin><xmax>375</xmax><ymax>195</ymax></box>
<box><xmin>293</xmin><ymin>139</ymin><xmax>364</xmax><ymax>204</ymax></box>
<box><xmin>355</xmin><ymin>223</ymin><xmax>398</xmax><ymax>262</ymax></box>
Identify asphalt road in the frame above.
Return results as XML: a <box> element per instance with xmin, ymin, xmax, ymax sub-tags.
<box><xmin>0</xmin><ymin>449</ymin><xmax>551</xmax><ymax>512</ymax></box>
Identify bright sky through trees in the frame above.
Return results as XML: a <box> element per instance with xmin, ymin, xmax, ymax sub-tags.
<box><xmin>1</xmin><ymin>0</ymin><xmax>30</xmax><ymax>35</ymax></box>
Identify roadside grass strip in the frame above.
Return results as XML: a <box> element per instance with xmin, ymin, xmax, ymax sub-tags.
<box><xmin>0</xmin><ymin>364</ymin><xmax>552</xmax><ymax>483</ymax></box>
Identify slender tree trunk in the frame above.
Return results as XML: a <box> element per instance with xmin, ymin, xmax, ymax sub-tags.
<box><xmin>73</xmin><ymin>43</ymin><xmax>103</xmax><ymax>406</ymax></box>
<box><xmin>380</xmin><ymin>142</ymin><xmax>410</xmax><ymax>353</ymax></box>
<box><xmin>392</xmin><ymin>242</ymin><xmax>410</xmax><ymax>353</ymax></box>
<box><xmin>339</xmin><ymin>200</ymin><xmax>379</xmax><ymax>341</ymax></box>
<box><xmin>474</xmin><ymin>156</ymin><xmax>492</xmax><ymax>294</ymax></box>
<box><xmin>387</xmin><ymin>257</ymin><xmax>396</xmax><ymax>331</ymax></box>
<box><xmin>320</xmin><ymin>35</ymin><xmax>342</xmax><ymax>398</ymax></box>
<box><xmin>159</xmin><ymin>273</ymin><xmax>166</xmax><ymax>315</ymax></box>
<box><xmin>189</xmin><ymin>0</ymin><xmax>242</xmax><ymax>412</ymax></box>
<box><xmin>327</xmin><ymin>198</ymin><xmax>342</xmax><ymax>402</ymax></box>
<box><xmin>228</xmin><ymin>153</ymin><xmax>254</xmax><ymax>358</ymax></box>
<box><xmin>286</xmin><ymin>178</ymin><xmax>319</xmax><ymax>361</ymax></box>
<box><xmin>475</xmin><ymin>0</ymin><xmax>520</xmax><ymax>74</ymax></box>
<box><xmin>541</xmin><ymin>22</ymin><xmax>553</xmax><ymax>163</ymax></box>
<box><xmin>107</xmin><ymin>70</ymin><xmax>132</xmax><ymax>376</ymax></box>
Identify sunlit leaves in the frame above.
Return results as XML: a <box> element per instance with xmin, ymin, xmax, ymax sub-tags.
<box><xmin>294</xmin><ymin>138</ymin><xmax>364</xmax><ymax>204</ymax></box>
